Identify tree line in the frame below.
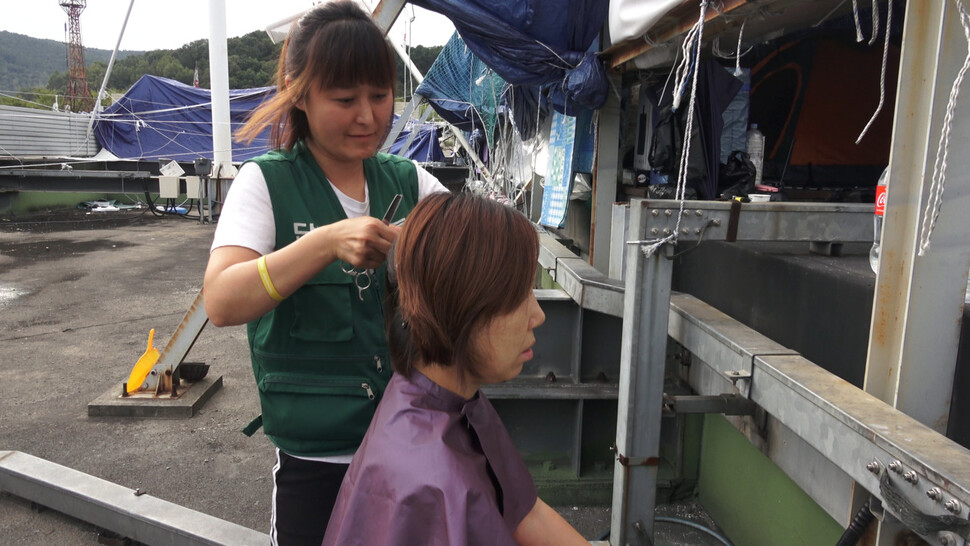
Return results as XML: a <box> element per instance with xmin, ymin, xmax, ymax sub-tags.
<box><xmin>2</xmin><ymin>30</ymin><xmax>443</xmax><ymax>111</ymax></box>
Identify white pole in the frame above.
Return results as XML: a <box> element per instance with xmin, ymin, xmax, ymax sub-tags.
<box><xmin>208</xmin><ymin>0</ymin><xmax>235</xmax><ymax>177</ymax></box>
<box><xmin>86</xmin><ymin>0</ymin><xmax>135</xmax><ymax>137</ymax></box>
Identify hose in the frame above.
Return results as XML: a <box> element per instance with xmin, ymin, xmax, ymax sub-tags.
<box><xmin>595</xmin><ymin>516</ymin><xmax>733</xmax><ymax>545</ymax></box>
<box><xmin>835</xmin><ymin>499</ymin><xmax>874</xmax><ymax>546</ymax></box>
<box><xmin>656</xmin><ymin>516</ymin><xmax>733</xmax><ymax>545</ymax></box>
<box><xmin>143</xmin><ymin>192</ymin><xmax>202</xmax><ymax>220</ymax></box>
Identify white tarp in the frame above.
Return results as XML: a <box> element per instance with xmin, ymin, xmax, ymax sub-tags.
<box><xmin>608</xmin><ymin>0</ymin><xmax>681</xmax><ymax>45</ymax></box>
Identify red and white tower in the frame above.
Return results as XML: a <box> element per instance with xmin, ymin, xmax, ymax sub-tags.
<box><xmin>60</xmin><ymin>0</ymin><xmax>92</xmax><ymax>112</ymax></box>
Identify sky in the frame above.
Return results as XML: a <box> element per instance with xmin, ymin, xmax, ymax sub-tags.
<box><xmin>1</xmin><ymin>1</ymin><xmax>455</xmax><ymax>51</ymax></box>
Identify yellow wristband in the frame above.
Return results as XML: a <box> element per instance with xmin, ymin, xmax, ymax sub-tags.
<box><xmin>256</xmin><ymin>255</ymin><xmax>284</xmax><ymax>302</ymax></box>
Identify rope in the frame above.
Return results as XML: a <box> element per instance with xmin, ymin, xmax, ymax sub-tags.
<box><xmin>534</xmin><ymin>40</ymin><xmax>576</xmax><ymax>71</ymax></box>
<box><xmin>852</xmin><ymin>0</ymin><xmax>864</xmax><ymax>41</ymax></box>
<box><xmin>919</xmin><ymin>0</ymin><xmax>970</xmax><ymax>256</ymax></box>
<box><xmin>868</xmin><ymin>0</ymin><xmax>881</xmax><ymax>46</ymax></box>
<box><xmin>676</xmin><ymin>1</ymin><xmax>706</xmax><ymax>203</ymax></box>
<box><xmin>735</xmin><ymin>19</ymin><xmax>746</xmax><ymax>76</ymax></box>
<box><xmin>814</xmin><ymin>0</ymin><xmax>851</xmax><ymax>28</ymax></box>
<box><xmin>673</xmin><ymin>15</ymin><xmax>707</xmax><ymax>112</ymax></box>
<box><xmin>855</xmin><ymin>0</ymin><xmax>892</xmax><ymax>143</ymax></box>
<box><xmin>637</xmin><ymin>0</ymin><xmax>709</xmax><ymax>259</ymax></box>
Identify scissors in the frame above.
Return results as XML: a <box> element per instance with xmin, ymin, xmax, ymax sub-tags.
<box><xmin>341</xmin><ymin>194</ymin><xmax>403</xmax><ymax>301</ymax></box>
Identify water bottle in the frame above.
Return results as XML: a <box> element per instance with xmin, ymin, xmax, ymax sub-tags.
<box><xmin>966</xmin><ymin>265</ymin><xmax>970</xmax><ymax>304</ymax></box>
<box><xmin>870</xmin><ymin>167</ymin><xmax>889</xmax><ymax>274</ymax></box>
<box><xmin>746</xmin><ymin>124</ymin><xmax>765</xmax><ymax>187</ymax></box>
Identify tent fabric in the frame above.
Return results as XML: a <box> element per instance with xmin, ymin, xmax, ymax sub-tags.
<box><xmin>387</xmin><ymin>122</ymin><xmax>445</xmax><ymax>163</ymax></box>
<box><xmin>608</xmin><ymin>0</ymin><xmax>680</xmax><ymax>45</ymax></box>
<box><xmin>409</xmin><ymin>0</ymin><xmax>610</xmax><ymax>114</ymax></box>
<box><xmin>415</xmin><ymin>32</ymin><xmax>508</xmax><ymax>135</ymax></box>
<box><xmin>749</xmin><ymin>34</ymin><xmax>898</xmax><ymax>187</ymax></box>
<box><xmin>414</xmin><ymin>32</ymin><xmax>544</xmax><ymax>142</ymax></box>
<box><xmin>92</xmin><ymin>75</ymin><xmax>274</xmax><ymax>162</ymax></box>
<box><xmin>93</xmin><ymin>75</ymin><xmax>444</xmax><ymax>165</ymax></box>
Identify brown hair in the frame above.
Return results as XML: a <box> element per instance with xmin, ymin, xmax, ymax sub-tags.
<box><xmin>388</xmin><ymin>192</ymin><xmax>539</xmax><ymax>378</ymax></box>
<box><xmin>235</xmin><ymin>0</ymin><xmax>397</xmax><ymax>149</ymax></box>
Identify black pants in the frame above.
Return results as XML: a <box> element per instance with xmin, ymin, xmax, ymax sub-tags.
<box><xmin>271</xmin><ymin>450</ymin><xmax>349</xmax><ymax>546</ymax></box>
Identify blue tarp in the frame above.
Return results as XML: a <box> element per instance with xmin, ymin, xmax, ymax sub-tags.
<box><xmin>92</xmin><ymin>75</ymin><xmax>444</xmax><ymax>164</ymax></box>
<box><xmin>92</xmin><ymin>75</ymin><xmax>275</xmax><ymax>162</ymax></box>
<box><xmin>388</xmin><ymin>120</ymin><xmax>445</xmax><ymax>163</ymax></box>
<box><xmin>410</xmin><ymin>0</ymin><xmax>609</xmax><ymax>114</ymax></box>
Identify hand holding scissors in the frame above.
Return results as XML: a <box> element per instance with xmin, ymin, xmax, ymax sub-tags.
<box><xmin>341</xmin><ymin>195</ymin><xmax>403</xmax><ymax>301</ymax></box>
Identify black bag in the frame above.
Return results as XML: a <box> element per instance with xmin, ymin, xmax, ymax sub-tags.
<box><xmin>649</xmin><ymin>104</ymin><xmax>682</xmax><ymax>176</ymax></box>
<box><xmin>718</xmin><ymin>150</ymin><xmax>756</xmax><ymax>199</ymax></box>
<box><xmin>650</xmin><ymin>104</ymin><xmax>709</xmax><ymax>196</ymax></box>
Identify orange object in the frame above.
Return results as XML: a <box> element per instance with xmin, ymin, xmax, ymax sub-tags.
<box><xmin>126</xmin><ymin>329</ymin><xmax>160</xmax><ymax>394</ymax></box>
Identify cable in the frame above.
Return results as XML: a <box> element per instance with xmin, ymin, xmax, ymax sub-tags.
<box><xmin>835</xmin><ymin>500</ymin><xmax>875</xmax><ymax>546</ymax></box>
<box><xmin>594</xmin><ymin>516</ymin><xmax>733</xmax><ymax>545</ymax></box>
<box><xmin>669</xmin><ymin>219</ymin><xmax>716</xmax><ymax>259</ymax></box>
<box><xmin>655</xmin><ymin>516</ymin><xmax>733</xmax><ymax>545</ymax></box>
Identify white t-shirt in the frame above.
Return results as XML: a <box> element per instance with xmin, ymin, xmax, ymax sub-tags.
<box><xmin>211</xmin><ymin>159</ymin><xmax>446</xmax><ymax>464</ymax></box>
<box><xmin>211</xmin><ymin>159</ymin><xmax>447</xmax><ymax>254</ymax></box>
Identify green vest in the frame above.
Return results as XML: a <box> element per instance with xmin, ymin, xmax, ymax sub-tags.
<box><xmin>245</xmin><ymin>142</ymin><xmax>418</xmax><ymax>456</ymax></box>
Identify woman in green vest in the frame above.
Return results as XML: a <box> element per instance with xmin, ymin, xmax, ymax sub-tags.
<box><xmin>203</xmin><ymin>2</ymin><xmax>445</xmax><ymax>544</ymax></box>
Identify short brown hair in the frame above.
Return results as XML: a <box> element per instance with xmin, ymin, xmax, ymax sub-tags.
<box><xmin>235</xmin><ymin>0</ymin><xmax>397</xmax><ymax>149</ymax></box>
<box><xmin>388</xmin><ymin>193</ymin><xmax>539</xmax><ymax>379</ymax></box>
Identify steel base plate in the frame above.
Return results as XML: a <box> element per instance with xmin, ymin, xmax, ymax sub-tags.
<box><xmin>87</xmin><ymin>376</ymin><xmax>223</xmax><ymax>419</ymax></box>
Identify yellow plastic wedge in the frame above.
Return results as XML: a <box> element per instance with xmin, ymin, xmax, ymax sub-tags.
<box><xmin>126</xmin><ymin>329</ymin><xmax>160</xmax><ymax>394</ymax></box>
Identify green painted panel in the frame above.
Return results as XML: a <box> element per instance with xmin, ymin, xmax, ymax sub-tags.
<box><xmin>698</xmin><ymin>415</ymin><xmax>843</xmax><ymax>546</ymax></box>
<box><xmin>2</xmin><ymin>192</ymin><xmax>109</xmax><ymax>214</ymax></box>
<box><xmin>537</xmin><ymin>268</ymin><xmax>561</xmax><ymax>290</ymax></box>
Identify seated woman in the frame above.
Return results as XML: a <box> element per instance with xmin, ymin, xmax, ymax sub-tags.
<box><xmin>324</xmin><ymin>192</ymin><xmax>587</xmax><ymax>545</ymax></box>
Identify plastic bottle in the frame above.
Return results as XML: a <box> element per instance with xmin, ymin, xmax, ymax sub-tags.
<box><xmin>966</xmin><ymin>265</ymin><xmax>970</xmax><ymax>304</ymax></box>
<box><xmin>870</xmin><ymin>167</ymin><xmax>889</xmax><ymax>274</ymax></box>
<box><xmin>746</xmin><ymin>124</ymin><xmax>765</xmax><ymax>187</ymax></box>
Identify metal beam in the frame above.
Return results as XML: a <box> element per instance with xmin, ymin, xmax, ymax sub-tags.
<box><xmin>865</xmin><ymin>0</ymin><xmax>969</xmax><ymax>433</ymax></box>
<box><xmin>668</xmin><ymin>294</ymin><xmax>970</xmax><ymax>545</ymax></box>
<box><xmin>663</xmin><ymin>394</ymin><xmax>757</xmax><ymax>416</ymax></box>
<box><xmin>383</xmin><ymin>94</ymin><xmax>422</xmax><ymax>153</ymax></box>
<box><xmin>0</xmin><ymin>169</ymin><xmax>154</xmax><ymax>193</ymax></box>
<box><xmin>134</xmin><ymin>290</ymin><xmax>210</xmax><ymax>392</ymax></box>
<box><xmin>538</xmin><ymin>232</ymin><xmax>625</xmax><ymax>318</ymax></box>
<box><xmin>610</xmin><ymin>203</ymin><xmax>673</xmax><ymax>544</ymax></box>
<box><xmin>370</xmin><ymin>0</ymin><xmax>407</xmax><ymax>34</ymax></box>
<box><xmin>606</xmin><ymin>196</ymin><xmax>970</xmax><ymax>544</ymax></box>
<box><xmin>637</xmin><ymin>200</ymin><xmax>873</xmax><ymax>243</ymax></box>
<box><xmin>590</xmin><ymin>74</ymin><xmax>620</xmax><ymax>275</ymax></box>
<box><xmin>863</xmin><ymin>4</ymin><xmax>970</xmax><ymax>539</ymax></box>
<box><xmin>0</xmin><ymin>450</ymin><xmax>268</xmax><ymax>545</ymax></box>
<box><xmin>537</xmin><ymin>200</ymin><xmax>873</xmax><ymax>321</ymax></box>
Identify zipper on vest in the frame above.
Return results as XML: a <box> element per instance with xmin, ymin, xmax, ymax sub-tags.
<box><xmin>374</xmin><ymin>355</ymin><xmax>383</xmax><ymax>373</ymax></box>
<box><xmin>361</xmin><ymin>382</ymin><xmax>375</xmax><ymax>400</ymax></box>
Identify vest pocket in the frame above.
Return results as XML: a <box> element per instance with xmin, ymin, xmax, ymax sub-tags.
<box><xmin>290</xmin><ymin>278</ymin><xmax>354</xmax><ymax>342</ymax></box>
<box><xmin>257</xmin><ymin>372</ymin><xmax>377</xmax><ymax>445</ymax></box>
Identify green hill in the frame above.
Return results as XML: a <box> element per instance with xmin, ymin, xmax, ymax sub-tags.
<box><xmin>0</xmin><ymin>31</ymin><xmax>142</xmax><ymax>91</ymax></box>
<box><xmin>1</xmin><ymin>30</ymin><xmax>443</xmax><ymax>108</ymax></box>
